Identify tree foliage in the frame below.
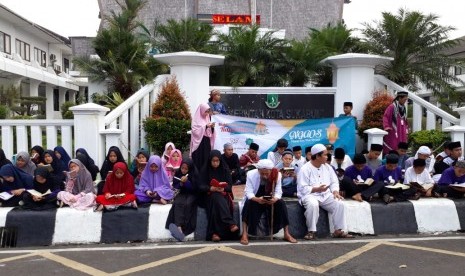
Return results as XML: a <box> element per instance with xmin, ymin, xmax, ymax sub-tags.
<box><xmin>73</xmin><ymin>0</ymin><xmax>166</xmax><ymax>99</ymax></box>
<box><xmin>362</xmin><ymin>8</ymin><xmax>464</xmax><ymax>98</ymax></box>
<box><xmin>144</xmin><ymin>77</ymin><xmax>191</xmax><ymax>154</ymax></box>
<box><xmin>358</xmin><ymin>91</ymin><xmax>394</xmax><ymax>139</ymax></box>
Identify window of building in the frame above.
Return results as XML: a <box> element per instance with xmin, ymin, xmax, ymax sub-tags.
<box><xmin>15</xmin><ymin>39</ymin><xmax>30</xmax><ymax>61</ymax></box>
<box><xmin>53</xmin><ymin>89</ymin><xmax>59</xmax><ymax>111</ymax></box>
<box><xmin>64</xmin><ymin>58</ymin><xmax>69</xmax><ymax>73</ymax></box>
<box><xmin>34</xmin><ymin>48</ymin><xmax>47</xmax><ymax>67</ymax></box>
<box><xmin>0</xmin><ymin>31</ymin><xmax>11</xmax><ymax>54</ymax></box>
<box><xmin>455</xmin><ymin>66</ymin><xmax>464</xmax><ymax>76</ymax></box>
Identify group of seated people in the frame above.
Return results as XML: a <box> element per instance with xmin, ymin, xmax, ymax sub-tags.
<box><xmin>0</xmin><ymin>137</ymin><xmax>464</xmax><ymax>245</ymax></box>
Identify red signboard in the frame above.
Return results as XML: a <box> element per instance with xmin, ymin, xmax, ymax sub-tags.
<box><xmin>212</xmin><ymin>14</ymin><xmax>260</xmax><ymax>25</ymax></box>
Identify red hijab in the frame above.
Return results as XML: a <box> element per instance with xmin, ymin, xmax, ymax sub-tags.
<box><xmin>103</xmin><ymin>162</ymin><xmax>135</xmax><ymax>194</ymax></box>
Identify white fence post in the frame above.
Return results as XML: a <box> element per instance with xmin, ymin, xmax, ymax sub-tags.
<box><xmin>70</xmin><ymin>103</ymin><xmax>109</xmax><ymax>167</ymax></box>
<box><xmin>364</xmin><ymin>128</ymin><xmax>388</xmax><ymax>158</ymax></box>
<box><xmin>100</xmin><ymin>128</ymin><xmax>123</xmax><ymax>160</ymax></box>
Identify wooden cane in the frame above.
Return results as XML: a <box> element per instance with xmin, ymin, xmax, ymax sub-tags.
<box><xmin>269</xmin><ymin>168</ymin><xmax>278</xmax><ymax>241</ymax></box>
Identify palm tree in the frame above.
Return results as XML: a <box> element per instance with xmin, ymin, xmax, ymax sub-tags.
<box><xmin>73</xmin><ymin>0</ymin><xmax>165</xmax><ymax>99</ymax></box>
<box><xmin>362</xmin><ymin>8</ymin><xmax>464</xmax><ymax>97</ymax></box>
<box><xmin>215</xmin><ymin>25</ymin><xmax>288</xmax><ymax>86</ymax></box>
<box><xmin>151</xmin><ymin>18</ymin><xmax>215</xmax><ymax>53</ymax></box>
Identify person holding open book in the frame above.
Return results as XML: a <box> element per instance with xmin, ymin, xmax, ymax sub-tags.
<box><xmin>42</xmin><ymin>149</ymin><xmax>67</xmax><ymax>190</ymax></box>
<box><xmin>165</xmin><ymin>158</ymin><xmax>199</xmax><ymax>242</ymax></box>
<box><xmin>342</xmin><ymin>154</ymin><xmax>384</xmax><ymax>202</ymax></box>
<box><xmin>0</xmin><ymin>164</ymin><xmax>33</xmax><ymax>207</ymax></box>
<box><xmin>374</xmin><ymin>154</ymin><xmax>418</xmax><ymax>204</ymax></box>
<box><xmin>22</xmin><ymin>167</ymin><xmax>60</xmax><ymax>210</ymax></box>
<box><xmin>404</xmin><ymin>159</ymin><xmax>434</xmax><ymax>197</ymax></box>
<box><xmin>276</xmin><ymin>150</ymin><xmax>298</xmax><ymax>197</ymax></box>
<box><xmin>433</xmin><ymin>160</ymin><xmax>465</xmax><ymax>198</ymax></box>
<box><xmin>199</xmin><ymin>150</ymin><xmax>238</xmax><ymax>242</ymax></box>
<box><xmin>57</xmin><ymin>159</ymin><xmax>96</xmax><ymax>210</ymax></box>
<box><xmin>135</xmin><ymin>155</ymin><xmax>174</xmax><ymax>205</ymax></box>
<box><xmin>95</xmin><ymin>162</ymin><xmax>137</xmax><ymax>211</ymax></box>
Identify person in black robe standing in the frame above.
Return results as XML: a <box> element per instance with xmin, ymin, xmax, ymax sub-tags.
<box><xmin>190</xmin><ymin>103</ymin><xmax>215</xmax><ymax>171</ymax></box>
<box><xmin>199</xmin><ymin>150</ymin><xmax>239</xmax><ymax>242</ymax></box>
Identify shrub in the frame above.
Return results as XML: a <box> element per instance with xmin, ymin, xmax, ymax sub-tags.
<box><xmin>61</xmin><ymin>101</ymin><xmax>76</xmax><ymax>119</ymax></box>
<box><xmin>144</xmin><ymin>77</ymin><xmax>191</xmax><ymax>154</ymax></box>
<box><xmin>358</xmin><ymin>90</ymin><xmax>394</xmax><ymax>139</ymax></box>
<box><xmin>0</xmin><ymin>105</ymin><xmax>9</xmax><ymax>119</ymax></box>
<box><xmin>409</xmin><ymin>129</ymin><xmax>450</xmax><ymax>154</ymax></box>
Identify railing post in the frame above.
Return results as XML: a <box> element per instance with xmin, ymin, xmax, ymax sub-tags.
<box><xmin>364</xmin><ymin>128</ymin><xmax>388</xmax><ymax>158</ymax></box>
<box><xmin>100</xmin><ymin>128</ymin><xmax>123</xmax><ymax>160</ymax></box>
<box><xmin>412</xmin><ymin>102</ymin><xmax>422</xmax><ymax>132</ymax></box>
<box><xmin>70</xmin><ymin>103</ymin><xmax>109</xmax><ymax>167</ymax></box>
<box><xmin>426</xmin><ymin>111</ymin><xmax>436</xmax><ymax>130</ymax></box>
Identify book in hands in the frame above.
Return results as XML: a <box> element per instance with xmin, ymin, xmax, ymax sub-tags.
<box><xmin>410</xmin><ymin>182</ymin><xmax>434</xmax><ymax>191</ymax></box>
<box><xmin>27</xmin><ymin>189</ymin><xmax>52</xmax><ymax>197</ymax></box>
<box><xmin>355</xmin><ymin>176</ymin><xmax>374</xmax><ymax>186</ymax></box>
<box><xmin>64</xmin><ymin>169</ymin><xmax>78</xmax><ymax>179</ymax></box>
<box><xmin>450</xmin><ymin>183</ymin><xmax>465</xmax><ymax>188</ymax></box>
<box><xmin>210</xmin><ymin>179</ymin><xmax>228</xmax><ymax>188</ymax></box>
<box><xmin>0</xmin><ymin>191</ymin><xmax>13</xmax><ymax>200</ymax></box>
<box><xmin>385</xmin><ymin>183</ymin><xmax>410</xmax><ymax>190</ymax></box>
<box><xmin>39</xmin><ymin>164</ymin><xmax>53</xmax><ymax>172</ymax></box>
<box><xmin>108</xmin><ymin>193</ymin><xmax>125</xmax><ymax>198</ymax></box>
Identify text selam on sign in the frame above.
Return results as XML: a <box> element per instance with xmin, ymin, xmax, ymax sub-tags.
<box><xmin>212</xmin><ymin>14</ymin><xmax>261</xmax><ymax>25</ymax></box>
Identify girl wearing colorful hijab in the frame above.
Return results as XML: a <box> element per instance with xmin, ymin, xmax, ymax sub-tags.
<box><xmin>199</xmin><ymin>150</ymin><xmax>238</xmax><ymax>242</ymax></box>
<box><xmin>75</xmin><ymin>148</ymin><xmax>99</xmax><ymax>181</ymax></box>
<box><xmin>57</xmin><ymin>159</ymin><xmax>96</xmax><ymax>210</ymax></box>
<box><xmin>95</xmin><ymin>162</ymin><xmax>137</xmax><ymax>211</ymax></box>
<box><xmin>162</xmin><ymin>142</ymin><xmax>176</xmax><ymax>166</ymax></box>
<box><xmin>54</xmin><ymin>146</ymin><xmax>72</xmax><ymax>166</ymax></box>
<box><xmin>0</xmin><ymin>164</ymin><xmax>33</xmax><ymax>207</ymax></box>
<box><xmin>135</xmin><ymin>155</ymin><xmax>174</xmax><ymax>204</ymax></box>
<box><xmin>165</xmin><ymin>158</ymin><xmax>199</xmax><ymax>241</ymax></box>
<box><xmin>0</xmin><ymin>148</ymin><xmax>12</xmax><ymax>168</ymax></box>
<box><xmin>190</xmin><ymin>103</ymin><xmax>215</xmax><ymax>171</ymax></box>
<box><xmin>165</xmin><ymin>149</ymin><xmax>182</xmax><ymax>181</ymax></box>
<box><xmin>22</xmin><ymin>167</ymin><xmax>60</xmax><ymax>210</ymax></box>
<box><xmin>15</xmin><ymin>151</ymin><xmax>37</xmax><ymax>176</ymax></box>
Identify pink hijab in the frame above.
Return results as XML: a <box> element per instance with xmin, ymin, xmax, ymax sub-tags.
<box><xmin>165</xmin><ymin>149</ymin><xmax>182</xmax><ymax>178</ymax></box>
<box><xmin>189</xmin><ymin>103</ymin><xmax>215</xmax><ymax>156</ymax></box>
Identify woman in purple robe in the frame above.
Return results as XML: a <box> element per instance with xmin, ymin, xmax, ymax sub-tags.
<box><xmin>383</xmin><ymin>91</ymin><xmax>409</xmax><ymax>155</ymax></box>
<box><xmin>135</xmin><ymin>155</ymin><xmax>174</xmax><ymax>204</ymax></box>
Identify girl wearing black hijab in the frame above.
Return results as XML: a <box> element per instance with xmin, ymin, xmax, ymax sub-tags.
<box><xmin>100</xmin><ymin>146</ymin><xmax>126</xmax><ymax>180</ymax></box>
<box><xmin>75</xmin><ymin>148</ymin><xmax>100</xmax><ymax>181</ymax></box>
<box><xmin>165</xmin><ymin>158</ymin><xmax>199</xmax><ymax>241</ymax></box>
<box><xmin>22</xmin><ymin>167</ymin><xmax>60</xmax><ymax>210</ymax></box>
<box><xmin>0</xmin><ymin>148</ymin><xmax>12</xmax><ymax>168</ymax></box>
<box><xmin>199</xmin><ymin>150</ymin><xmax>238</xmax><ymax>242</ymax></box>
<box><xmin>0</xmin><ymin>164</ymin><xmax>33</xmax><ymax>207</ymax></box>
<box><xmin>30</xmin><ymin>145</ymin><xmax>45</xmax><ymax>165</ymax></box>
<box><xmin>43</xmin><ymin>149</ymin><xmax>67</xmax><ymax>189</ymax></box>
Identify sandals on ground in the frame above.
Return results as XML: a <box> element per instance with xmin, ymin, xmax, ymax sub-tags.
<box><xmin>333</xmin><ymin>230</ymin><xmax>354</xmax><ymax>239</ymax></box>
<box><xmin>304</xmin><ymin>232</ymin><xmax>315</xmax><ymax>240</ymax></box>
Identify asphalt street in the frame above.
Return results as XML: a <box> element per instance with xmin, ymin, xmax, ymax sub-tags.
<box><xmin>1</xmin><ymin>235</ymin><xmax>465</xmax><ymax>275</ymax></box>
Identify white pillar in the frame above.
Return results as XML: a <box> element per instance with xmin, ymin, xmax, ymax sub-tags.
<box><xmin>323</xmin><ymin>53</ymin><xmax>393</xmax><ymax>120</ymax></box>
<box><xmin>153</xmin><ymin>51</ymin><xmax>225</xmax><ymax>118</ymax></box>
<box><xmin>100</xmin><ymin>128</ymin><xmax>123</xmax><ymax>159</ymax></box>
<box><xmin>45</xmin><ymin>85</ymin><xmax>55</xmax><ymax>119</ymax></box>
<box><xmin>29</xmin><ymin>80</ymin><xmax>41</xmax><ymax>97</ymax></box>
<box><xmin>426</xmin><ymin>111</ymin><xmax>436</xmax><ymax>130</ymax></box>
<box><xmin>70</xmin><ymin>103</ymin><xmax>110</xmax><ymax>167</ymax></box>
<box><xmin>412</xmin><ymin>102</ymin><xmax>422</xmax><ymax>132</ymax></box>
<box><xmin>364</xmin><ymin>128</ymin><xmax>388</xmax><ymax>158</ymax></box>
<box><xmin>443</xmin><ymin>126</ymin><xmax>465</xmax><ymax>159</ymax></box>
<box><xmin>68</xmin><ymin>90</ymin><xmax>76</xmax><ymax>104</ymax></box>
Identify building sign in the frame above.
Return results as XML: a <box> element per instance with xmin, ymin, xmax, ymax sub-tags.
<box><xmin>212</xmin><ymin>14</ymin><xmax>260</xmax><ymax>25</ymax></box>
<box><xmin>220</xmin><ymin>94</ymin><xmax>334</xmax><ymax>120</ymax></box>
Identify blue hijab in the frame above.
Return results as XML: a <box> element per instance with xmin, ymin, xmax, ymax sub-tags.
<box><xmin>54</xmin><ymin>146</ymin><xmax>71</xmax><ymax>166</ymax></box>
<box><xmin>0</xmin><ymin>163</ymin><xmax>33</xmax><ymax>191</ymax></box>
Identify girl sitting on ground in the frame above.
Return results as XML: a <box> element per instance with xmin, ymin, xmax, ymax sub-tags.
<box><xmin>54</xmin><ymin>146</ymin><xmax>72</xmax><ymax>167</ymax></box>
<box><xmin>15</xmin><ymin>151</ymin><xmax>36</xmax><ymax>176</ymax></box>
<box><xmin>162</xmin><ymin>142</ymin><xmax>176</xmax><ymax>166</ymax></box>
<box><xmin>165</xmin><ymin>158</ymin><xmax>199</xmax><ymax>241</ymax></box>
<box><xmin>95</xmin><ymin>162</ymin><xmax>137</xmax><ymax>211</ymax></box>
<box><xmin>22</xmin><ymin>167</ymin><xmax>60</xmax><ymax>210</ymax></box>
<box><xmin>165</xmin><ymin>149</ymin><xmax>182</xmax><ymax>182</ymax></box>
<box><xmin>57</xmin><ymin>159</ymin><xmax>96</xmax><ymax>210</ymax></box>
<box><xmin>130</xmin><ymin>149</ymin><xmax>150</xmax><ymax>178</ymax></box>
<box><xmin>30</xmin><ymin>145</ymin><xmax>45</xmax><ymax>166</ymax></box>
<box><xmin>0</xmin><ymin>164</ymin><xmax>33</xmax><ymax>207</ymax></box>
<box><xmin>135</xmin><ymin>155</ymin><xmax>174</xmax><ymax>205</ymax></box>
<box><xmin>42</xmin><ymin>149</ymin><xmax>67</xmax><ymax>189</ymax></box>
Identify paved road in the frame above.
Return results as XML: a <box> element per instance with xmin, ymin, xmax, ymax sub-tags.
<box><xmin>1</xmin><ymin>235</ymin><xmax>465</xmax><ymax>275</ymax></box>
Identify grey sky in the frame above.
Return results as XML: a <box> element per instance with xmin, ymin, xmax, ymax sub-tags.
<box><xmin>0</xmin><ymin>0</ymin><xmax>463</xmax><ymax>39</ymax></box>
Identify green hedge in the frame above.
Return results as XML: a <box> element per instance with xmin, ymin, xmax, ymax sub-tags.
<box><xmin>144</xmin><ymin>117</ymin><xmax>191</xmax><ymax>154</ymax></box>
<box><xmin>408</xmin><ymin>129</ymin><xmax>450</xmax><ymax>154</ymax></box>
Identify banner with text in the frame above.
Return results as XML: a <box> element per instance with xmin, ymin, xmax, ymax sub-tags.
<box><xmin>212</xmin><ymin>115</ymin><xmax>356</xmax><ymax>159</ymax></box>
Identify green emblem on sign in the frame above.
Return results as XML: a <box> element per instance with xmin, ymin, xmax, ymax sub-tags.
<box><xmin>265</xmin><ymin>94</ymin><xmax>280</xmax><ymax>109</ymax></box>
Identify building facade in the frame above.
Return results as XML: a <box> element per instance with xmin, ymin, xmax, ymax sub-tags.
<box><xmin>0</xmin><ymin>4</ymin><xmax>85</xmax><ymax>119</ymax></box>
<box><xmin>98</xmin><ymin>0</ymin><xmax>346</xmax><ymax>40</ymax></box>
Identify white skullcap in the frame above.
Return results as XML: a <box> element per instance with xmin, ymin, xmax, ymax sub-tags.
<box><xmin>311</xmin><ymin>143</ymin><xmax>327</xmax><ymax>155</ymax></box>
<box><xmin>256</xmin><ymin>159</ymin><xmax>274</xmax><ymax>169</ymax></box>
<box><xmin>417</xmin><ymin>146</ymin><xmax>431</xmax><ymax>155</ymax></box>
